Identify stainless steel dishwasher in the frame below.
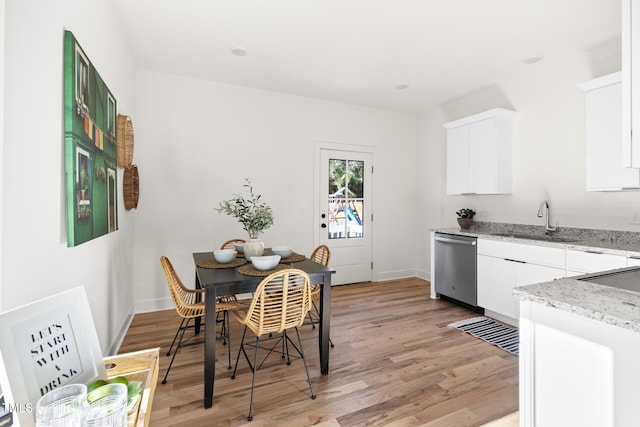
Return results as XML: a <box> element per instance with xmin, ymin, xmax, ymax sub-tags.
<box><xmin>434</xmin><ymin>232</ymin><xmax>479</xmax><ymax>309</ymax></box>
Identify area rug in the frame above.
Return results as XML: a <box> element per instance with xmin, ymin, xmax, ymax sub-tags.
<box><xmin>448</xmin><ymin>316</ymin><xmax>519</xmax><ymax>356</ymax></box>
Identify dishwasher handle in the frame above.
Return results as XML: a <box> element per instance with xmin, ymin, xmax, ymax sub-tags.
<box><xmin>434</xmin><ymin>236</ymin><xmax>477</xmax><ymax>246</ymax></box>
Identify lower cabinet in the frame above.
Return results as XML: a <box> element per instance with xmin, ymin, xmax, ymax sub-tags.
<box><xmin>520</xmin><ymin>300</ymin><xmax>640</xmax><ymax>427</ymax></box>
<box><xmin>477</xmin><ymin>239</ymin><xmax>565</xmax><ymax>324</ymax></box>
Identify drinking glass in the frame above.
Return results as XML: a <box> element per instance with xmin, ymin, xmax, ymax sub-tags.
<box><xmin>84</xmin><ymin>383</ymin><xmax>127</xmax><ymax>427</ymax></box>
<box><xmin>35</xmin><ymin>383</ymin><xmax>87</xmax><ymax>427</ymax></box>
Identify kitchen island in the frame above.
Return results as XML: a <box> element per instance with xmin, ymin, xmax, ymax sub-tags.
<box><xmin>514</xmin><ymin>272</ymin><xmax>640</xmax><ymax>427</ymax></box>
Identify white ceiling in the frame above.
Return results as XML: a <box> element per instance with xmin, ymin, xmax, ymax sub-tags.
<box><xmin>112</xmin><ymin>0</ymin><xmax>621</xmax><ymax>113</ymax></box>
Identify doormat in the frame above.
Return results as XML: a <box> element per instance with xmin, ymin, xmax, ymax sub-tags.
<box><xmin>448</xmin><ymin>316</ymin><xmax>519</xmax><ymax>356</ymax></box>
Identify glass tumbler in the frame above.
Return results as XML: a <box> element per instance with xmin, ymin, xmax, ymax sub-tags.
<box><xmin>84</xmin><ymin>383</ymin><xmax>128</xmax><ymax>427</ymax></box>
<box><xmin>35</xmin><ymin>383</ymin><xmax>87</xmax><ymax>427</ymax></box>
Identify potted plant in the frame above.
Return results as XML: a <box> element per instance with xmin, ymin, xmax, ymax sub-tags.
<box><xmin>456</xmin><ymin>208</ymin><xmax>475</xmax><ymax>230</ymax></box>
<box><xmin>215</xmin><ymin>179</ymin><xmax>274</xmax><ymax>259</ymax></box>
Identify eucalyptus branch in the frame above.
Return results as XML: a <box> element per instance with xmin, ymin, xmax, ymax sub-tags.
<box><xmin>215</xmin><ymin>179</ymin><xmax>274</xmax><ymax>239</ymax></box>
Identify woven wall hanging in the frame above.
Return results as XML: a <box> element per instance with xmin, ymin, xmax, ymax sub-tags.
<box><xmin>123</xmin><ymin>164</ymin><xmax>139</xmax><ymax>210</ymax></box>
<box><xmin>116</xmin><ymin>114</ymin><xmax>134</xmax><ymax>168</ymax></box>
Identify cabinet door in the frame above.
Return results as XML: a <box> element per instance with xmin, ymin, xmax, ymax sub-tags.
<box><xmin>468</xmin><ymin>118</ymin><xmax>496</xmax><ymax>194</ymax></box>
<box><xmin>478</xmin><ymin>254</ymin><xmax>518</xmax><ymax>319</ymax></box>
<box><xmin>446</xmin><ymin>125</ymin><xmax>469</xmax><ymax>195</ymax></box>
<box><xmin>622</xmin><ymin>0</ymin><xmax>640</xmax><ymax>168</ymax></box>
<box><xmin>582</xmin><ymin>75</ymin><xmax>640</xmax><ymax>190</ymax></box>
<box><xmin>515</xmin><ymin>263</ymin><xmax>566</xmax><ymax>319</ymax></box>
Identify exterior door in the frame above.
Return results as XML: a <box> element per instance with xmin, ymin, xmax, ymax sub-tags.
<box><xmin>318</xmin><ymin>148</ymin><xmax>372</xmax><ymax>285</ymax></box>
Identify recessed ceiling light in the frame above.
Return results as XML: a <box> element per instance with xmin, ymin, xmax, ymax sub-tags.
<box><xmin>522</xmin><ymin>55</ymin><xmax>543</xmax><ymax>65</ymax></box>
<box><xmin>394</xmin><ymin>83</ymin><xmax>410</xmax><ymax>90</ymax></box>
<box><xmin>229</xmin><ymin>46</ymin><xmax>248</xmax><ymax>57</ymax></box>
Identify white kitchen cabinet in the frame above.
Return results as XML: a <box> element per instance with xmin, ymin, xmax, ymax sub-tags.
<box><xmin>519</xmin><ymin>300</ymin><xmax>640</xmax><ymax>427</ymax></box>
<box><xmin>477</xmin><ymin>239</ymin><xmax>565</xmax><ymax>324</ymax></box>
<box><xmin>622</xmin><ymin>0</ymin><xmax>640</xmax><ymax>168</ymax></box>
<box><xmin>444</xmin><ymin>108</ymin><xmax>516</xmax><ymax>195</ymax></box>
<box><xmin>579</xmin><ymin>72</ymin><xmax>640</xmax><ymax>190</ymax></box>
<box><xmin>566</xmin><ymin>249</ymin><xmax>628</xmax><ymax>276</ymax></box>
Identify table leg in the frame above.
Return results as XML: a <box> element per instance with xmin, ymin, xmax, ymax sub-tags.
<box><xmin>318</xmin><ymin>273</ymin><xmax>331</xmax><ymax>375</ymax></box>
<box><xmin>204</xmin><ymin>287</ymin><xmax>217</xmax><ymax>408</ymax></box>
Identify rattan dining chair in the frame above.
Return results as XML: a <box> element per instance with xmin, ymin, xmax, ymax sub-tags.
<box><xmin>307</xmin><ymin>245</ymin><xmax>334</xmax><ymax>347</ymax></box>
<box><xmin>221</xmin><ymin>238</ymin><xmax>246</xmax><ymax>251</ymax></box>
<box><xmin>219</xmin><ymin>238</ymin><xmax>249</xmax><ymax>302</ymax></box>
<box><xmin>160</xmin><ymin>256</ymin><xmax>239</xmax><ymax>384</ymax></box>
<box><xmin>230</xmin><ymin>269</ymin><xmax>316</xmax><ymax>421</ymax></box>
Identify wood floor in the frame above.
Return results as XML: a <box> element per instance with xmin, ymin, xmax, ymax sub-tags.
<box><xmin>118</xmin><ymin>278</ymin><xmax>519</xmax><ymax>426</ymax></box>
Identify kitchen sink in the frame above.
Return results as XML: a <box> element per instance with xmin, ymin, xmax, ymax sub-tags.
<box><xmin>489</xmin><ymin>232</ymin><xmax>579</xmax><ymax>243</ymax></box>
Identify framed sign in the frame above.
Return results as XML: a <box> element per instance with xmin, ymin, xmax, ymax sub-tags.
<box><xmin>0</xmin><ymin>287</ymin><xmax>106</xmax><ymax>427</ymax></box>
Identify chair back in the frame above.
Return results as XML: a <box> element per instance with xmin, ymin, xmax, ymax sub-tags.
<box><xmin>160</xmin><ymin>256</ymin><xmax>205</xmax><ymax>319</ymax></box>
<box><xmin>241</xmin><ymin>269</ymin><xmax>312</xmax><ymax>336</ymax></box>
<box><xmin>221</xmin><ymin>238</ymin><xmax>246</xmax><ymax>250</ymax></box>
<box><xmin>310</xmin><ymin>245</ymin><xmax>331</xmax><ymax>266</ymax></box>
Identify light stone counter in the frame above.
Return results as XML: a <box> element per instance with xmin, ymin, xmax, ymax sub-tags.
<box><xmin>433</xmin><ymin>222</ymin><xmax>640</xmax><ymax>256</ymax></box>
<box><xmin>513</xmin><ymin>276</ymin><xmax>640</xmax><ymax>333</ymax></box>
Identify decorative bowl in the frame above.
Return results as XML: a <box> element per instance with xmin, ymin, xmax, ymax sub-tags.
<box><xmin>271</xmin><ymin>246</ymin><xmax>292</xmax><ymax>258</ymax></box>
<box><xmin>214</xmin><ymin>249</ymin><xmax>237</xmax><ymax>263</ymax></box>
<box><xmin>235</xmin><ymin>243</ymin><xmax>245</xmax><ymax>254</ymax></box>
<box><xmin>251</xmin><ymin>255</ymin><xmax>281</xmax><ymax>271</ymax></box>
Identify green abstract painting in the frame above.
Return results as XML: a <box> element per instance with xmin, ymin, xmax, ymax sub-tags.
<box><xmin>63</xmin><ymin>31</ymin><xmax>118</xmax><ymax>246</ymax></box>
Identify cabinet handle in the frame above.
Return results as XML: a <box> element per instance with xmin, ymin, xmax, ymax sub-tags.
<box><xmin>460</xmin><ymin>192</ymin><xmax>477</xmax><ymax>195</ymax></box>
<box><xmin>628</xmin><ymin>256</ymin><xmax>640</xmax><ymax>260</ymax></box>
<box><xmin>504</xmin><ymin>258</ymin><xmax>526</xmax><ymax>264</ymax></box>
<box><xmin>584</xmin><ymin>250</ymin><xmax>604</xmax><ymax>255</ymax></box>
<box><xmin>435</xmin><ymin>236</ymin><xmax>477</xmax><ymax>246</ymax></box>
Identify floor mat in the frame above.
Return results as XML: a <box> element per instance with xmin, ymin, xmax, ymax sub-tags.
<box><xmin>448</xmin><ymin>316</ymin><xmax>519</xmax><ymax>356</ymax></box>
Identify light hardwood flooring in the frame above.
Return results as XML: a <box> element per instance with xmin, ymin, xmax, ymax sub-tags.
<box><xmin>119</xmin><ymin>278</ymin><xmax>519</xmax><ymax>426</ymax></box>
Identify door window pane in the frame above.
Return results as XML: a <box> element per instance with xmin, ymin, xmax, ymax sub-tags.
<box><xmin>328</xmin><ymin>158</ymin><xmax>364</xmax><ymax>239</ymax></box>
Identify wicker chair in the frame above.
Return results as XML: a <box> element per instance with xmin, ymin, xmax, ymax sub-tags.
<box><xmin>160</xmin><ymin>256</ymin><xmax>239</xmax><ymax>384</ymax></box>
<box><xmin>220</xmin><ymin>238</ymin><xmax>246</xmax><ymax>251</ymax></box>
<box><xmin>230</xmin><ymin>269</ymin><xmax>316</xmax><ymax>421</ymax></box>
<box><xmin>219</xmin><ymin>239</ymin><xmax>248</xmax><ymax>302</ymax></box>
<box><xmin>307</xmin><ymin>245</ymin><xmax>334</xmax><ymax>347</ymax></box>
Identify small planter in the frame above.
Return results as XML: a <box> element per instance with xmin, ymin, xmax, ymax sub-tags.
<box><xmin>457</xmin><ymin>218</ymin><xmax>473</xmax><ymax>230</ymax></box>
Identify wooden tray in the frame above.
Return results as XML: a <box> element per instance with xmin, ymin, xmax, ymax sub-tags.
<box><xmin>103</xmin><ymin>348</ymin><xmax>159</xmax><ymax>427</ymax></box>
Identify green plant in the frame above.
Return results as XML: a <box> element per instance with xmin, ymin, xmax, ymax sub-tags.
<box><xmin>215</xmin><ymin>179</ymin><xmax>274</xmax><ymax>239</ymax></box>
<box><xmin>456</xmin><ymin>208</ymin><xmax>476</xmax><ymax>219</ymax></box>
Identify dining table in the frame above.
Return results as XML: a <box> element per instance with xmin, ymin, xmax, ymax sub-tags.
<box><xmin>192</xmin><ymin>249</ymin><xmax>336</xmax><ymax>409</ymax></box>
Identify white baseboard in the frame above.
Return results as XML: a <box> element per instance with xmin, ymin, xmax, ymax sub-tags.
<box><xmin>135</xmin><ymin>297</ymin><xmax>174</xmax><ymax>314</ymax></box>
<box><xmin>375</xmin><ymin>268</ymin><xmax>429</xmax><ymax>282</ymax></box>
<box><xmin>106</xmin><ymin>311</ymin><xmax>134</xmax><ymax>356</ymax></box>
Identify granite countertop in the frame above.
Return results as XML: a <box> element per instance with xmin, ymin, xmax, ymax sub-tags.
<box><xmin>433</xmin><ymin>222</ymin><xmax>640</xmax><ymax>256</ymax></box>
<box><xmin>513</xmin><ymin>277</ymin><xmax>640</xmax><ymax>332</ymax></box>
<box><xmin>433</xmin><ymin>222</ymin><xmax>640</xmax><ymax>332</ymax></box>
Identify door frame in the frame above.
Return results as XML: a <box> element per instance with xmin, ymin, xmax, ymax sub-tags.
<box><xmin>313</xmin><ymin>140</ymin><xmax>378</xmax><ymax>283</ymax></box>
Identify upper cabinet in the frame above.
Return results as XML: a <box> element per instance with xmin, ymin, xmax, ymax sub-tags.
<box><xmin>579</xmin><ymin>72</ymin><xmax>640</xmax><ymax>191</ymax></box>
<box><xmin>444</xmin><ymin>108</ymin><xmax>516</xmax><ymax>195</ymax></box>
<box><xmin>622</xmin><ymin>0</ymin><xmax>640</xmax><ymax>167</ymax></box>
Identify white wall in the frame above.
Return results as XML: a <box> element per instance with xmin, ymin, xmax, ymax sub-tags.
<box><xmin>132</xmin><ymin>70</ymin><xmax>419</xmax><ymax>311</ymax></box>
<box><xmin>418</xmin><ymin>47</ymin><xmax>639</xmax><ymax>278</ymax></box>
<box><xmin>2</xmin><ymin>0</ymin><xmax>136</xmax><ymax>354</ymax></box>
<box><xmin>0</xmin><ymin>0</ymin><xmax>5</xmax><ymax>311</ymax></box>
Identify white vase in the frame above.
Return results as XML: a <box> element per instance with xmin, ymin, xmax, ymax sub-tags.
<box><xmin>244</xmin><ymin>238</ymin><xmax>264</xmax><ymax>260</ymax></box>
